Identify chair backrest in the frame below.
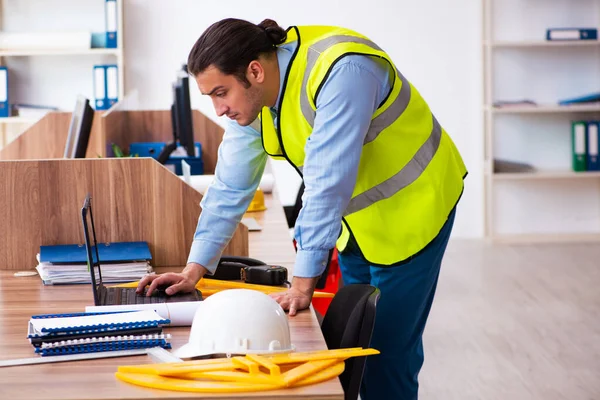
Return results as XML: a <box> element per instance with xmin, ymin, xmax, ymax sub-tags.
<box><xmin>321</xmin><ymin>284</ymin><xmax>380</xmax><ymax>400</ymax></box>
<box><xmin>285</xmin><ymin>181</ymin><xmax>305</xmax><ymax>229</ymax></box>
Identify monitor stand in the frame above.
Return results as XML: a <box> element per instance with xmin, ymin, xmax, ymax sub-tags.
<box><xmin>156</xmin><ymin>141</ymin><xmax>178</xmax><ymax>164</ymax></box>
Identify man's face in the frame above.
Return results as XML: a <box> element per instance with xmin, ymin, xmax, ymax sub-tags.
<box><xmin>195</xmin><ymin>65</ymin><xmax>263</xmax><ymax>126</ymax></box>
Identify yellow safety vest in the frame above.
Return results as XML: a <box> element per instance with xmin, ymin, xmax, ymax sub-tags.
<box><xmin>257</xmin><ymin>25</ymin><xmax>467</xmax><ymax>265</ymax></box>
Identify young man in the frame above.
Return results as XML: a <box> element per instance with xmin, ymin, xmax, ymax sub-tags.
<box><xmin>137</xmin><ymin>18</ymin><xmax>467</xmax><ymax>399</ymax></box>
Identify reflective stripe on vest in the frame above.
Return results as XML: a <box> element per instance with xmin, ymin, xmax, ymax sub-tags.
<box><xmin>344</xmin><ymin>115</ymin><xmax>442</xmax><ymax>216</ymax></box>
<box><xmin>298</xmin><ymin>34</ymin><xmax>429</xmax><ymax>217</ymax></box>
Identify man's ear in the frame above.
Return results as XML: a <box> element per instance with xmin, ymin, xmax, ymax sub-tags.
<box><xmin>247</xmin><ymin>60</ymin><xmax>266</xmax><ymax>85</ymax></box>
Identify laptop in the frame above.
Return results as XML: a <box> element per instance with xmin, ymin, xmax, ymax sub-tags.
<box><xmin>81</xmin><ymin>194</ymin><xmax>202</xmax><ymax>306</ymax></box>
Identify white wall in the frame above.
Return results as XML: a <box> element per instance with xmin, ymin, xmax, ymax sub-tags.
<box><xmin>4</xmin><ymin>0</ymin><xmax>485</xmax><ymax>239</ymax></box>
<box><xmin>123</xmin><ymin>0</ymin><xmax>484</xmax><ymax>239</ymax></box>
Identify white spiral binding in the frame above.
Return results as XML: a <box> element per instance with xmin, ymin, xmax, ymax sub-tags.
<box><xmin>40</xmin><ymin>334</ymin><xmax>172</xmax><ymax>349</ymax></box>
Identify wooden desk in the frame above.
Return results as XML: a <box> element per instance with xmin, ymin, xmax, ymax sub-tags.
<box><xmin>0</xmin><ymin>194</ymin><xmax>344</xmax><ymax>399</ymax></box>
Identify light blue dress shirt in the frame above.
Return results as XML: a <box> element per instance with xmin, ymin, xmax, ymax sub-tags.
<box><xmin>187</xmin><ymin>40</ymin><xmax>392</xmax><ymax>278</ymax></box>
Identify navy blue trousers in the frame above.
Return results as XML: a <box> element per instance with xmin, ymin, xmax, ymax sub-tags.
<box><xmin>337</xmin><ymin>208</ymin><xmax>456</xmax><ymax>400</ymax></box>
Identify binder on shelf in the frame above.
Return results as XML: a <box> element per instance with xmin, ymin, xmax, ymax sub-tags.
<box><xmin>572</xmin><ymin>121</ymin><xmax>587</xmax><ymax>172</ymax></box>
<box><xmin>587</xmin><ymin>121</ymin><xmax>600</xmax><ymax>171</ymax></box>
<box><xmin>546</xmin><ymin>28</ymin><xmax>598</xmax><ymax>41</ymax></box>
<box><xmin>106</xmin><ymin>64</ymin><xmax>119</xmax><ymax>108</ymax></box>
<box><xmin>105</xmin><ymin>0</ymin><xmax>118</xmax><ymax>49</ymax></box>
<box><xmin>93</xmin><ymin>65</ymin><xmax>107</xmax><ymax>110</ymax></box>
<box><xmin>0</xmin><ymin>66</ymin><xmax>8</xmax><ymax>118</ymax></box>
<box><xmin>94</xmin><ymin>64</ymin><xmax>119</xmax><ymax>110</ymax></box>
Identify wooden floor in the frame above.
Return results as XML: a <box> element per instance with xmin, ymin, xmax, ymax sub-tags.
<box><xmin>418</xmin><ymin>239</ymin><xmax>600</xmax><ymax>400</ymax></box>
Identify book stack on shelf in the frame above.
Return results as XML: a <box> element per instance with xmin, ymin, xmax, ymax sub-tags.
<box><xmin>35</xmin><ymin>241</ymin><xmax>153</xmax><ymax>285</ymax></box>
<box><xmin>27</xmin><ymin>309</ymin><xmax>171</xmax><ymax>357</ymax></box>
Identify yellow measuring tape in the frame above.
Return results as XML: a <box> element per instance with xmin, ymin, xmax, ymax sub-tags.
<box><xmin>116</xmin><ymin>348</ymin><xmax>378</xmax><ymax>393</ymax></box>
<box><xmin>111</xmin><ymin>278</ymin><xmax>335</xmax><ymax>299</ymax></box>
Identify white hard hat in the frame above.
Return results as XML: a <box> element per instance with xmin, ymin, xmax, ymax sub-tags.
<box><xmin>173</xmin><ymin>289</ymin><xmax>295</xmax><ymax>358</ymax></box>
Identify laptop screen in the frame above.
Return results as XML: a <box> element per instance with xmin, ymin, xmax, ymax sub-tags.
<box><xmin>81</xmin><ymin>194</ymin><xmax>103</xmax><ymax>306</ymax></box>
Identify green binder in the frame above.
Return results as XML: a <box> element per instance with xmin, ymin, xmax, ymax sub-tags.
<box><xmin>572</xmin><ymin>121</ymin><xmax>587</xmax><ymax>172</ymax></box>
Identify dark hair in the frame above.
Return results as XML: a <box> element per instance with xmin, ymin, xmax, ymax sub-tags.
<box><xmin>187</xmin><ymin>18</ymin><xmax>287</xmax><ymax>88</ymax></box>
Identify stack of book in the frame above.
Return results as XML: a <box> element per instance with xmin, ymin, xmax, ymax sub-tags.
<box><xmin>27</xmin><ymin>309</ymin><xmax>172</xmax><ymax>357</ymax></box>
<box><xmin>35</xmin><ymin>241</ymin><xmax>153</xmax><ymax>285</ymax></box>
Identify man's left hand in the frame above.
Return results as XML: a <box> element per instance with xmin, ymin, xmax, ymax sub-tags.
<box><xmin>270</xmin><ymin>276</ymin><xmax>319</xmax><ymax>316</ymax></box>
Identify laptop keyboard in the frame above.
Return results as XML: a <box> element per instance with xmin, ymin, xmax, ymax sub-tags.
<box><xmin>104</xmin><ymin>287</ymin><xmax>164</xmax><ymax>305</ymax></box>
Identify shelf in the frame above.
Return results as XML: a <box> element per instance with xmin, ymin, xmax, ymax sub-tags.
<box><xmin>0</xmin><ymin>48</ymin><xmax>121</xmax><ymax>57</ymax></box>
<box><xmin>486</xmin><ymin>40</ymin><xmax>600</xmax><ymax>48</ymax></box>
<box><xmin>491</xmin><ymin>232</ymin><xmax>600</xmax><ymax>244</ymax></box>
<box><xmin>487</xmin><ymin>104</ymin><xmax>600</xmax><ymax>114</ymax></box>
<box><xmin>0</xmin><ymin>116</ymin><xmax>38</xmax><ymax>124</ymax></box>
<box><xmin>493</xmin><ymin>170</ymin><xmax>600</xmax><ymax>180</ymax></box>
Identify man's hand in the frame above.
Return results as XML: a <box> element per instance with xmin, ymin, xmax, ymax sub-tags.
<box><xmin>136</xmin><ymin>263</ymin><xmax>208</xmax><ymax>296</ymax></box>
<box><xmin>270</xmin><ymin>276</ymin><xmax>319</xmax><ymax>316</ymax></box>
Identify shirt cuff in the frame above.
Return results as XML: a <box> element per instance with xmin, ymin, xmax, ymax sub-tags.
<box><xmin>293</xmin><ymin>248</ymin><xmax>331</xmax><ymax>278</ymax></box>
<box><xmin>186</xmin><ymin>239</ymin><xmax>223</xmax><ymax>275</ymax></box>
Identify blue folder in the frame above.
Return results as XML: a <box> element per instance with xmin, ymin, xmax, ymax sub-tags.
<box><xmin>559</xmin><ymin>92</ymin><xmax>600</xmax><ymax>106</ymax></box>
<box><xmin>40</xmin><ymin>241</ymin><xmax>151</xmax><ymax>264</ymax></box>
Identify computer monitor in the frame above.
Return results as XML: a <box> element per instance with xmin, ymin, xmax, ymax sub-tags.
<box><xmin>64</xmin><ymin>95</ymin><xmax>94</xmax><ymax>158</ymax></box>
<box><xmin>174</xmin><ymin>71</ymin><xmax>195</xmax><ymax>157</ymax></box>
<box><xmin>157</xmin><ymin>65</ymin><xmax>195</xmax><ymax>163</ymax></box>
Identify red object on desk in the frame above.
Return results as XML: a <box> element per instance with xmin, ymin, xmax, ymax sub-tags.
<box><xmin>311</xmin><ymin>249</ymin><xmax>342</xmax><ymax>315</ymax></box>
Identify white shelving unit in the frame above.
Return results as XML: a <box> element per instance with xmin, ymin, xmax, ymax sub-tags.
<box><xmin>0</xmin><ymin>0</ymin><xmax>125</xmax><ymax>149</ymax></box>
<box><xmin>483</xmin><ymin>0</ymin><xmax>600</xmax><ymax>242</ymax></box>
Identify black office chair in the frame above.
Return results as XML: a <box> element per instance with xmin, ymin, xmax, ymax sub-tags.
<box><xmin>320</xmin><ymin>284</ymin><xmax>381</xmax><ymax>400</ymax></box>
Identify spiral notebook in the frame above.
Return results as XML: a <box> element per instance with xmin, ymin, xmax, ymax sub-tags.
<box><xmin>35</xmin><ymin>334</ymin><xmax>172</xmax><ymax>356</ymax></box>
<box><xmin>27</xmin><ymin>310</ymin><xmax>172</xmax><ymax>357</ymax></box>
<box><xmin>28</xmin><ymin>309</ymin><xmax>170</xmax><ymax>337</ymax></box>
<box><xmin>29</xmin><ymin>325</ymin><xmax>163</xmax><ymax>348</ymax></box>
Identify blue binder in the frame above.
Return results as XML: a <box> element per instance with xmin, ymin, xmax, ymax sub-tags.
<box><xmin>106</xmin><ymin>64</ymin><xmax>118</xmax><ymax>108</ymax></box>
<box><xmin>0</xmin><ymin>66</ymin><xmax>8</xmax><ymax>118</ymax></box>
<box><xmin>93</xmin><ymin>65</ymin><xmax>108</xmax><ymax>110</ymax></box>
<box><xmin>587</xmin><ymin>121</ymin><xmax>600</xmax><ymax>171</ymax></box>
<box><xmin>105</xmin><ymin>0</ymin><xmax>118</xmax><ymax>48</ymax></box>
<box><xmin>546</xmin><ymin>28</ymin><xmax>598</xmax><ymax>41</ymax></box>
<box><xmin>93</xmin><ymin>64</ymin><xmax>119</xmax><ymax>110</ymax></box>
<box><xmin>39</xmin><ymin>241</ymin><xmax>152</xmax><ymax>264</ymax></box>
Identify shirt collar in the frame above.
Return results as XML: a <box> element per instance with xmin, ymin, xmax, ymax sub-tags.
<box><xmin>271</xmin><ymin>42</ymin><xmax>296</xmax><ymax>113</ymax></box>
